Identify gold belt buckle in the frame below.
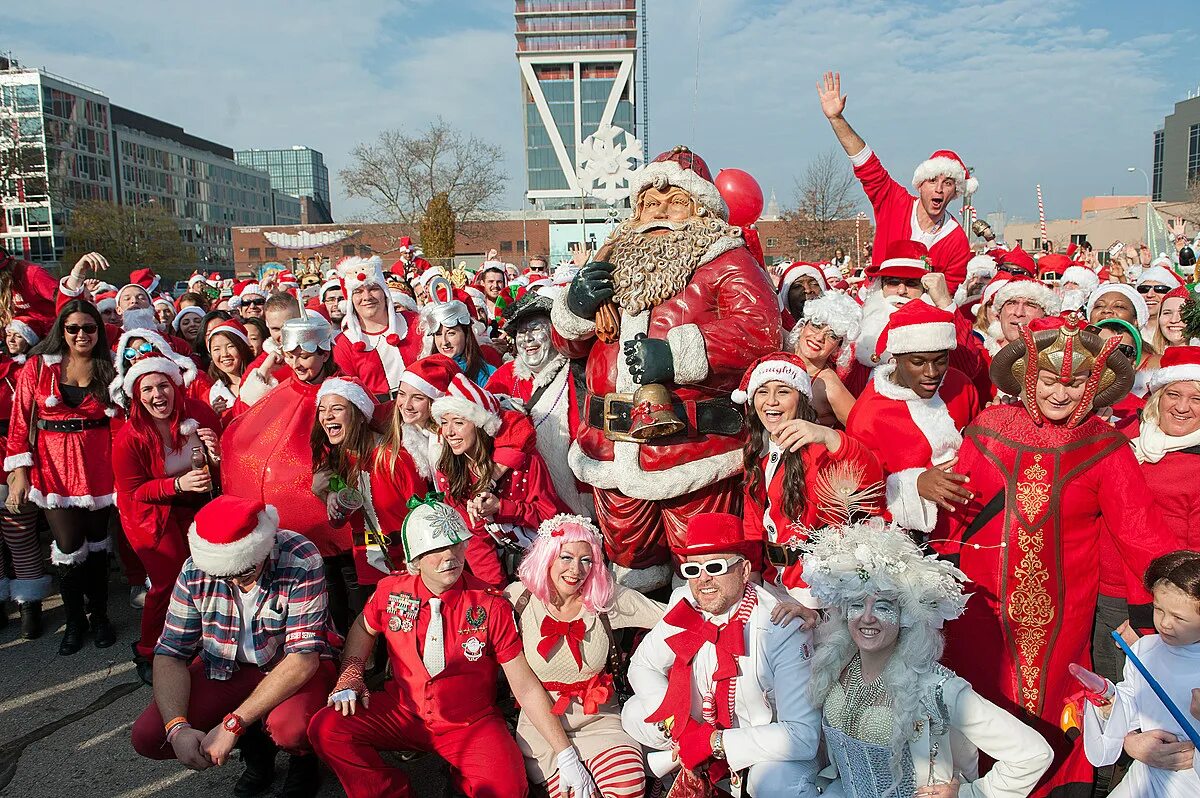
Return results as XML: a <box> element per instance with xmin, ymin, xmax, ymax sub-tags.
<box><xmin>602</xmin><ymin>391</ymin><xmax>640</xmax><ymax>443</ymax></box>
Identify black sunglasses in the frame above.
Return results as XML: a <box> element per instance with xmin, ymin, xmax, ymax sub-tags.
<box><xmin>996</xmin><ymin>263</ymin><xmax>1033</xmax><ymax>276</ymax></box>
<box><xmin>241</xmin><ymin>298</ymin><xmax>266</xmax><ymax>307</ymax></box>
<box><xmin>1136</xmin><ymin>284</ymin><xmax>1171</xmax><ymax>295</ymax></box>
<box><xmin>1117</xmin><ymin>344</ymin><xmax>1137</xmax><ymax>360</ymax></box>
<box><xmin>64</xmin><ymin>323</ymin><xmax>98</xmax><ymax>335</ymax></box>
<box><xmin>881</xmin><ymin>277</ymin><xmax>923</xmax><ymax>288</ymax></box>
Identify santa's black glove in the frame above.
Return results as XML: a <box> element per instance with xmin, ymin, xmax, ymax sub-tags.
<box><xmin>566</xmin><ymin>260</ymin><xmax>615</xmax><ymax>319</ymax></box>
<box><xmin>624</xmin><ymin>333</ymin><xmax>674</xmax><ymax>385</ymax></box>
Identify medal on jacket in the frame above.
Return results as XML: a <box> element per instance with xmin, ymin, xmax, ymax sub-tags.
<box><xmin>466</xmin><ymin>606</ymin><xmax>486</xmax><ymax>629</ymax></box>
<box><xmin>386</xmin><ymin>592</ymin><xmax>420</xmax><ymax>633</ymax></box>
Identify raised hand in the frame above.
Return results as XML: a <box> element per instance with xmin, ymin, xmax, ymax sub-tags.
<box><xmin>816</xmin><ymin>71</ymin><xmax>847</xmax><ymax>119</ymax></box>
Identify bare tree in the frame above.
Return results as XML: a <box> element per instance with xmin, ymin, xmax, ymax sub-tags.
<box><xmin>779</xmin><ymin>149</ymin><xmax>861</xmax><ymax>260</ymax></box>
<box><xmin>340</xmin><ymin>118</ymin><xmax>506</xmax><ymax>229</ymax></box>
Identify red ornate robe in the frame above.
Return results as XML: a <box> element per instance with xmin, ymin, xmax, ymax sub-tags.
<box><xmin>933</xmin><ymin>404</ymin><xmax>1174</xmax><ymax>796</ymax></box>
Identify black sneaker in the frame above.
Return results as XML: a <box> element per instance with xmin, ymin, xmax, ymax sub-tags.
<box><xmin>280</xmin><ymin>753</ymin><xmax>321</xmax><ymax>798</ymax></box>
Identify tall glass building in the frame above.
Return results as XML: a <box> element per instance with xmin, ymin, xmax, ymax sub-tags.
<box><xmin>234</xmin><ymin>147</ymin><xmax>332</xmax><ymax>223</ymax></box>
<box><xmin>515</xmin><ymin>0</ymin><xmax>643</xmax><ymax>210</ymax></box>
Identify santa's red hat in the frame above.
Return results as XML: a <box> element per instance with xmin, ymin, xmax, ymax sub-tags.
<box><xmin>875</xmin><ymin>300</ymin><xmax>957</xmax><ymax>360</ymax></box>
<box><xmin>126</xmin><ymin>267</ymin><xmax>161</xmax><ymax>294</ymax></box>
<box><xmin>205</xmin><ymin>317</ymin><xmax>250</xmax><ymax>346</ymax></box>
<box><xmin>871</xmin><ymin>240</ymin><xmax>934</xmax><ymax>281</ymax></box>
<box><xmin>431</xmin><ymin>374</ymin><xmax>502</xmax><ymax>435</ymax></box>
<box><xmin>1149</xmin><ymin>346</ymin><xmax>1200</xmax><ymax>393</ymax></box>
<box><xmin>231</xmin><ymin>280</ymin><xmax>266</xmax><ymax>308</ymax></box>
<box><xmin>316</xmin><ymin>376</ymin><xmax>376</xmax><ymax>419</ymax></box>
<box><xmin>978</xmin><ymin>273</ymin><xmax>1013</xmax><ymax>311</ymax></box>
<box><xmin>993</xmin><ymin>275</ymin><xmax>1060</xmax><ymax>316</ymax></box>
<box><xmin>731</xmin><ymin>352</ymin><xmax>813</xmax><ymax>404</ymax></box>
<box><xmin>94</xmin><ymin>290</ymin><xmax>118</xmax><ymax>314</ymax></box>
<box><xmin>153</xmin><ymin>295</ymin><xmax>175</xmax><ymax>312</ymax></box>
<box><xmin>628</xmin><ymin>145</ymin><xmax>728</xmax><ymax>221</ymax></box>
<box><xmin>669</xmin><ymin>512</ymin><xmax>760</xmax><ymax>564</ymax></box>
<box><xmin>319</xmin><ymin>278</ymin><xmax>342</xmax><ymax>300</ymax></box>
<box><xmin>188</xmin><ymin>497</ymin><xmax>279</xmax><ymax>577</ymax></box>
<box><xmin>6</xmin><ymin>316</ymin><xmax>47</xmax><ymax>348</ymax></box>
<box><xmin>996</xmin><ymin>246</ymin><xmax>1035</xmax><ymax>277</ymax></box>
<box><xmin>777</xmin><ymin>262</ymin><xmax>827</xmax><ymax>305</ymax></box>
<box><xmin>911</xmin><ymin>149</ymin><xmax>978</xmax><ymax>195</ymax></box>
<box><xmin>1037</xmin><ymin>253</ymin><xmax>1071</xmax><ymax>281</ymax></box>
<box><xmin>171</xmin><ymin>305</ymin><xmax>205</xmax><ymax>332</ymax></box>
<box><xmin>398</xmin><ymin>236</ymin><xmax>414</xmax><ymax>253</ymax></box>
<box><xmin>398</xmin><ymin>355</ymin><xmax>461</xmax><ymax>400</ymax></box>
<box><xmin>109</xmin><ymin>329</ymin><xmax>197</xmax><ymax>408</ymax></box>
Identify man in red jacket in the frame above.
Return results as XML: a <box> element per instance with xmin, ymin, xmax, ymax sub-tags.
<box><xmin>818</xmin><ymin>71</ymin><xmax>973</xmax><ymax>293</ymax></box>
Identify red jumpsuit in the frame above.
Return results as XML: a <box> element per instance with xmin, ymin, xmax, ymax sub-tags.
<box><xmin>331</xmin><ymin>309</ymin><xmax>424</xmax><ymax>400</ymax></box>
<box><xmin>309</xmin><ymin>572</ymin><xmax>529</xmax><ymax>798</ymax></box>
<box><xmin>933</xmin><ymin>404</ymin><xmax>1176</xmax><ymax>797</ymax></box>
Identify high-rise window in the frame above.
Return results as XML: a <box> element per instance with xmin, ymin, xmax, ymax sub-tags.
<box><xmin>1153</xmin><ymin>129</ymin><xmax>1164</xmax><ymax>201</ymax></box>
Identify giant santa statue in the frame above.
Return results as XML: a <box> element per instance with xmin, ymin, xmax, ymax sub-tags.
<box><xmin>551</xmin><ymin>146</ymin><xmax>780</xmax><ymax>587</ymax></box>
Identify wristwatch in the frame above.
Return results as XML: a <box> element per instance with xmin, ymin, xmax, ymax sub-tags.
<box><xmin>711</xmin><ymin>729</ymin><xmax>726</xmax><ymax>761</ymax></box>
<box><xmin>222</xmin><ymin>712</ymin><xmax>246</xmax><ymax>736</ymax></box>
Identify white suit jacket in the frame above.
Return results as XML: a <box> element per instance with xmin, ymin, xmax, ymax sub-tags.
<box><xmin>621</xmin><ymin>583</ymin><xmax>821</xmax><ymax>773</ymax></box>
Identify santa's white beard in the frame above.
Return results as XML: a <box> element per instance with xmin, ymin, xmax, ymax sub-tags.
<box><xmin>608</xmin><ymin>217</ymin><xmax>737</xmax><ymax>314</ymax></box>
<box><xmin>855</xmin><ymin>289</ymin><xmax>908</xmax><ymax>367</ymax></box>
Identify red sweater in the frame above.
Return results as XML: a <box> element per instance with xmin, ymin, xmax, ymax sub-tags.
<box><xmin>1140</xmin><ymin>449</ymin><xmax>1200</xmax><ymax>549</ymax></box>
<box><xmin>853</xmin><ymin>147</ymin><xmax>970</xmax><ymax>293</ymax></box>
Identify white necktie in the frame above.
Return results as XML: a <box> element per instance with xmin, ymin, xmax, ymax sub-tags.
<box><xmin>423</xmin><ymin>597</ymin><xmax>445</xmax><ymax>677</ymax></box>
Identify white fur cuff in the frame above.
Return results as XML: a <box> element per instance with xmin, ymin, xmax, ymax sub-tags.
<box><xmin>238</xmin><ymin>371</ymin><xmax>277</xmax><ymax>407</ymax></box>
<box><xmin>885</xmin><ymin>468</ymin><xmax>939</xmax><ymax>534</ymax></box>
<box><xmin>667</xmin><ymin>324</ymin><xmax>709</xmax><ymax>384</ymax></box>
<box><xmin>550</xmin><ymin>291</ymin><xmax>597</xmax><ymax>341</ymax></box>
<box><xmin>612</xmin><ymin>562</ymin><xmax>671</xmax><ymax>591</ymax></box>
<box><xmin>50</xmin><ymin>541</ymin><xmax>89</xmax><ymax>566</ymax></box>
<box><xmin>4</xmin><ymin>453</ymin><xmax>33</xmax><ymax>471</ymax></box>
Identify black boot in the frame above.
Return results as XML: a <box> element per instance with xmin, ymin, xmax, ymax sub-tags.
<box><xmin>0</xmin><ymin>600</ymin><xmax>8</xmax><ymax>631</ymax></box>
<box><xmin>19</xmin><ymin>601</ymin><xmax>42</xmax><ymax>639</ymax></box>
<box><xmin>131</xmin><ymin>641</ymin><xmax>153</xmax><ymax>685</ymax></box>
<box><xmin>84</xmin><ymin>550</ymin><xmax>115</xmax><ymax>648</ymax></box>
<box><xmin>57</xmin><ymin>563</ymin><xmax>89</xmax><ymax>656</ymax></box>
<box><xmin>233</xmin><ymin>725</ymin><xmax>277</xmax><ymax>798</ymax></box>
<box><xmin>280</xmin><ymin>753</ymin><xmax>321</xmax><ymax>798</ymax></box>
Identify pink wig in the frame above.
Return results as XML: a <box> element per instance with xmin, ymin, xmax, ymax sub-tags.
<box><xmin>517</xmin><ymin>514</ymin><xmax>614</xmax><ymax>614</ymax></box>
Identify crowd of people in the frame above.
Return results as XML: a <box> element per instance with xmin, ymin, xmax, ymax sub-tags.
<box><xmin>1</xmin><ymin>71</ymin><xmax>1200</xmax><ymax>798</ymax></box>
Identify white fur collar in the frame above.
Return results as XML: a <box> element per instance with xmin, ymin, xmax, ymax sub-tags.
<box><xmin>180</xmin><ymin>418</ymin><xmax>200</xmax><ymax>437</ymax></box>
<box><xmin>699</xmin><ymin>235</ymin><xmax>745</xmax><ymax>268</ymax></box>
<box><xmin>42</xmin><ymin>353</ymin><xmax>62</xmax><ymax>365</ymax></box>
<box><xmin>514</xmin><ymin>352</ymin><xmax>567</xmax><ymax>387</ymax></box>
<box><xmin>872</xmin><ymin>363</ymin><xmax>923</xmax><ymax>402</ymax></box>
<box><xmin>872</xmin><ymin>364</ymin><xmax>961</xmax><ymax>462</ymax></box>
<box><xmin>401</xmin><ymin>423</ymin><xmax>440</xmax><ymax>481</ymax></box>
<box><xmin>12</xmin><ymin>354</ymin><xmax>26</xmax><ymax>365</ymax></box>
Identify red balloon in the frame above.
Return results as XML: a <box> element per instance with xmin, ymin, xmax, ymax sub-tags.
<box><xmin>715</xmin><ymin>168</ymin><xmax>764</xmax><ymax>227</ymax></box>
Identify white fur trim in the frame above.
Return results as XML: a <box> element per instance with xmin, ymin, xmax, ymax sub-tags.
<box><xmin>912</xmin><ymin>156</ymin><xmax>977</xmax><ymax>196</ymax></box>
<box><xmin>872</xmin><ymin>363</ymin><xmax>962</xmax><ymax>464</ymax></box>
<box><xmin>172</xmin><ymin>305</ymin><xmax>205</xmax><ymax>331</ymax></box>
<box><xmin>612</xmin><ymin>562</ymin><xmax>672</xmax><ymax>591</ymax></box>
<box><xmin>1086</xmin><ymin>284</ymin><xmax>1149</xmax><ymax>328</ymax></box>
<box><xmin>209</xmin><ymin>380</ymin><xmax>236</xmax><ymax>409</ymax></box>
<box><xmin>401</xmin><ymin>423</ymin><xmax>441</xmax><ymax>480</ymax></box>
<box><xmin>515</xmin><ymin>353</ymin><xmax>567</xmax><ymax>388</ymax></box>
<box><xmin>398</xmin><ymin>371</ymin><xmax>445</xmax><ymax>400</ymax></box>
<box><xmin>105</xmin><ymin>406</ymin><xmax>119</xmax><ymax>418</ymax></box>
<box><xmin>966</xmin><ymin>254</ymin><xmax>997</xmax><ymax>279</ymax></box>
<box><xmin>42</xmin><ymin>353</ymin><xmax>62</xmax><ymax>365</ymax></box>
<box><xmin>550</xmin><ymin>290</ymin><xmax>597</xmax><ymax>341</ymax></box>
<box><xmin>732</xmin><ymin>359</ymin><xmax>812</xmax><ymax>404</ymax></box>
<box><xmin>4</xmin><ymin>453</ymin><xmax>33</xmax><ymax>471</ymax></box>
<box><xmin>180</xmin><ymin>418</ymin><xmax>200</xmax><ymax>437</ymax></box>
<box><xmin>50</xmin><ymin>541</ymin><xmax>89</xmax><ymax>566</ymax></box>
<box><xmin>86</xmin><ymin>537</ymin><xmax>111</xmax><ymax>553</ymax></box>
<box><xmin>431</xmin><ymin>395</ymin><xmax>502</xmax><ymax>436</ymax></box>
<box><xmin>993</xmin><ymin>281</ymin><xmax>1061</xmax><ymax>315</ymax></box>
<box><xmin>238</xmin><ymin>371</ymin><xmax>278</xmax><ymax>407</ymax></box>
<box><xmin>528</xmin><ymin>366</ymin><xmax>591</xmax><ymax>516</ymax></box>
<box><xmin>886</xmin><ymin>468</ymin><xmax>940</xmax><ymax>533</ymax></box>
<box><xmin>316</xmin><ymin>377</ymin><xmax>375</xmax><ymax>419</ymax></box>
<box><xmin>57</xmin><ymin>276</ymin><xmax>85</xmax><ymax>298</ymax></box>
<box><xmin>628</xmin><ymin>159</ymin><xmax>729</xmax><ymax>220</ymax></box>
<box><xmin>44</xmin><ymin>394</ymin><xmax>60</xmax><ymax>408</ymax></box>
<box><xmin>1149</xmin><ymin>365</ymin><xmax>1200</xmax><ymax>394</ymax></box>
<box><xmin>112</xmin><ymin>356</ymin><xmax>183</xmax><ymax>407</ymax></box>
<box><xmin>10</xmin><ymin>574</ymin><xmax>52</xmax><ymax>602</ymax></box>
<box><xmin>1136</xmin><ymin>264</ymin><xmax>1184</xmax><ymax>289</ymax></box>
<box><xmin>188</xmin><ymin>505</ymin><xmax>279</xmax><ymax>577</ymax></box>
<box><xmin>30</xmin><ymin>488</ymin><xmax>116</xmax><ymax>510</ymax></box>
<box><xmin>6</xmin><ymin>319</ymin><xmax>39</xmax><ymax>346</ymax></box>
<box><xmin>848</xmin><ymin>146</ymin><xmax>873</xmax><ymax>168</ymax></box>
<box><xmin>568</xmin><ymin>440</ymin><xmax>742</xmax><ymax>502</ymax></box>
<box><xmin>667</xmin><ymin>323</ymin><xmax>709</xmax><ymax>384</ymax></box>
<box><xmin>885</xmin><ymin>321</ymin><xmax>956</xmax><ymax>355</ymax></box>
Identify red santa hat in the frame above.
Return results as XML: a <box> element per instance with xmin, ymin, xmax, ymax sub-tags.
<box><xmin>205</xmin><ymin>317</ymin><xmax>250</xmax><ymax>346</ymax></box>
<box><xmin>6</xmin><ymin>316</ymin><xmax>46</xmax><ymax>348</ymax></box>
<box><xmin>278</xmin><ymin>271</ymin><xmax>299</xmax><ymax>287</ymax></box>
<box><xmin>1036</xmin><ymin>253</ymin><xmax>1071</xmax><ymax>282</ymax></box>
<box><xmin>319</xmin><ymin>278</ymin><xmax>342</xmax><ymax>300</ymax></box>
<box><xmin>993</xmin><ymin>275</ymin><xmax>1061</xmax><ymax>316</ymax></box>
<box><xmin>1136</xmin><ymin>262</ymin><xmax>1186</xmax><ymax>289</ymax></box>
<box><xmin>669</xmin><ymin>512</ymin><xmax>760</xmax><ymax>564</ymax></box>
<box><xmin>731</xmin><ymin>352</ymin><xmax>813</xmax><ymax>404</ymax></box>
<box><xmin>628</xmin><ymin>145</ymin><xmax>729</xmax><ymax>221</ymax></box>
<box><xmin>230</xmin><ymin>280</ymin><xmax>266</xmax><ymax>308</ymax></box>
<box><xmin>1086</xmin><ymin>283</ymin><xmax>1149</xmax><ymax>328</ymax></box>
<box><xmin>171</xmin><ymin>304</ymin><xmax>205</xmax><ymax>332</ymax></box>
<box><xmin>115</xmin><ymin>281</ymin><xmax>153</xmax><ymax>311</ymax></box>
<box><xmin>126</xmin><ymin>267</ymin><xmax>161</xmax><ymax>294</ymax></box>
<box><xmin>875</xmin><ymin>300</ymin><xmax>958</xmax><ymax>360</ymax></box>
<box><xmin>398</xmin><ymin>354</ymin><xmax>461</xmax><ymax>400</ymax></box>
<box><xmin>93</xmin><ymin>289</ymin><xmax>118</xmax><ymax>314</ymax></box>
<box><xmin>431</xmin><ymin>374</ymin><xmax>502</xmax><ymax>435</ymax></box>
<box><xmin>188</xmin><ymin>497</ymin><xmax>279</xmax><ymax>577</ymax></box>
<box><xmin>315</xmin><ymin>376</ymin><xmax>376</xmax><ymax>419</ymax></box>
<box><xmin>870</xmin><ymin>240</ymin><xmax>934</xmax><ymax>281</ymax></box>
<box><xmin>978</xmin><ymin>273</ymin><xmax>1013</xmax><ymax>311</ymax></box>
<box><xmin>911</xmin><ymin>149</ymin><xmax>978</xmax><ymax>195</ymax></box>
<box><xmin>966</xmin><ymin>254</ymin><xmax>997</xmax><ymax>280</ymax></box>
<box><xmin>777</xmin><ymin>262</ymin><xmax>827</xmax><ymax>305</ymax></box>
<box><xmin>398</xmin><ymin>236</ymin><xmax>415</xmax><ymax>254</ymax></box>
<box><xmin>187</xmin><ymin>272</ymin><xmax>208</xmax><ymax>289</ymax></box>
<box><xmin>996</xmin><ymin>246</ymin><xmax>1036</xmax><ymax>277</ymax></box>
<box><xmin>153</xmin><ymin>295</ymin><xmax>175</xmax><ymax>312</ymax></box>
<box><xmin>1149</xmin><ymin>346</ymin><xmax>1200</xmax><ymax>393</ymax></box>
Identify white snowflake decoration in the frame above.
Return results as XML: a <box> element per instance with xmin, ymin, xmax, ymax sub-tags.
<box><xmin>576</xmin><ymin>124</ymin><xmax>644</xmax><ymax>205</ymax></box>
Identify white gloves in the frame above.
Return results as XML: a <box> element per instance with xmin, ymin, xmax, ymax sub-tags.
<box><xmin>556</xmin><ymin>747</ymin><xmax>599</xmax><ymax>798</ymax></box>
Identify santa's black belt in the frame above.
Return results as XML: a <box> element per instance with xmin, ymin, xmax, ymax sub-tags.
<box><xmin>36</xmin><ymin>417</ymin><xmax>110</xmax><ymax>433</ymax></box>
<box><xmin>765</xmin><ymin>542</ymin><xmax>802</xmax><ymax>568</ymax></box>
<box><xmin>585</xmin><ymin>392</ymin><xmax>743</xmax><ymax>438</ymax></box>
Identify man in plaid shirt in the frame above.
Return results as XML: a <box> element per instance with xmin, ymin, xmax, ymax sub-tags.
<box><xmin>130</xmin><ymin>496</ymin><xmax>337</xmax><ymax>798</ymax></box>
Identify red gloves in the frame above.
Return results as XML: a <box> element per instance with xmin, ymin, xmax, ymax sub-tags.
<box><xmin>677</xmin><ymin>721</ymin><xmax>718</xmax><ymax>771</ymax></box>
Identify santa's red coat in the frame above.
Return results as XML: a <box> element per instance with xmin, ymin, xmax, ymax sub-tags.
<box><xmin>1</xmin><ymin>253</ymin><xmax>59</xmax><ymax>324</ymax></box>
<box><xmin>853</xmin><ymin>147</ymin><xmax>970</xmax><ymax>292</ymax></box>
<box><xmin>1139</xmin><ymin>448</ymin><xmax>1200</xmax><ymax>549</ymax></box>
<box><xmin>551</xmin><ymin>241</ymin><xmax>780</xmax><ymax>503</ymax></box>
<box><xmin>844</xmin><ymin>364</ymin><xmax>978</xmax><ymax>532</ymax></box>
<box><xmin>331</xmin><ymin>309</ymin><xmax>424</xmax><ymax>399</ymax></box>
<box><xmin>933</xmin><ymin>404</ymin><xmax>1175</xmax><ymax>797</ymax></box>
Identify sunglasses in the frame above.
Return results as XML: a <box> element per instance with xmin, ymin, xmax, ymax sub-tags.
<box><xmin>1041</xmin><ymin>272</ymin><xmax>1062</xmax><ymax>281</ymax></box>
<box><xmin>1117</xmin><ymin>344</ymin><xmax>1137</xmax><ymax>361</ymax></box>
<box><xmin>995</xmin><ymin>263</ymin><xmax>1032</xmax><ymax>276</ymax></box>
<box><xmin>64</xmin><ymin>323</ymin><xmax>98</xmax><ymax>335</ymax></box>
<box><xmin>241</xmin><ymin>298</ymin><xmax>266</xmax><ymax>307</ymax></box>
<box><xmin>123</xmin><ymin>342</ymin><xmax>155</xmax><ymax>361</ymax></box>
<box><xmin>225</xmin><ymin>564</ymin><xmax>259</xmax><ymax>583</ymax></box>
<box><xmin>679</xmin><ymin>556</ymin><xmax>744</xmax><ymax>580</ymax></box>
<box><xmin>881</xmin><ymin>277</ymin><xmax>923</xmax><ymax>289</ymax></box>
<box><xmin>1136</xmin><ymin>284</ymin><xmax>1171</xmax><ymax>295</ymax></box>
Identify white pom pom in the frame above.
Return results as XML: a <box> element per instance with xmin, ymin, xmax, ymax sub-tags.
<box><xmin>730</xmin><ymin>389</ymin><xmax>748</xmax><ymax>405</ymax></box>
<box><xmin>44</xmin><ymin>393</ymin><xmax>59</xmax><ymax>408</ymax></box>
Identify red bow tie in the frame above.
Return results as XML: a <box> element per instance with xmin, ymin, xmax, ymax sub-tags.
<box><xmin>645</xmin><ymin>599</ymin><xmax>746</xmax><ymax>736</ymax></box>
<box><xmin>537</xmin><ymin>616</ymin><xmax>586</xmax><ymax>669</ymax></box>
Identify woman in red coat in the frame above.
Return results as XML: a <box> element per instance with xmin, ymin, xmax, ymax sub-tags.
<box><xmin>310</xmin><ymin>377</ymin><xmax>424</xmax><ymax>631</ymax></box>
<box><xmin>734</xmin><ymin>353</ymin><xmax>883</xmax><ymax>602</ymax></box>
<box><xmin>111</xmin><ymin>354</ymin><xmax>221</xmax><ymax>684</ymax></box>
<box><xmin>202</xmin><ymin>318</ymin><xmax>254</xmax><ymax>423</ymax></box>
<box><xmin>933</xmin><ymin>315</ymin><xmax>1178</xmax><ymax>797</ymax></box>
<box><xmin>431</xmin><ymin>375</ymin><xmax>567</xmax><ymax>587</ymax></box>
<box><xmin>5</xmin><ymin>300</ymin><xmax>119</xmax><ymax>655</ymax></box>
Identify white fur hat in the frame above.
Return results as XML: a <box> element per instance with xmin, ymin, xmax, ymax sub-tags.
<box><xmin>315</xmin><ymin>377</ymin><xmax>376</xmax><ymax>419</ymax></box>
<box><xmin>1059</xmin><ymin>265</ymin><xmax>1100</xmax><ymax>296</ymax></box>
<box><xmin>993</xmin><ymin>278</ymin><xmax>1061</xmax><ymax>316</ymax></box>
<box><xmin>1086</xmin><ymin>283</ymin><xmax>1149</xmax><ymax>328</ymax></box>
<box><xmin>109</xmin><ymin>328</ymin><xmax>197</xmax><ymax>408</ymax></box>
<box><xmin>911</xmin><ymin>149</ymin><xmax>978</xmax><ymax>196</ymax></box>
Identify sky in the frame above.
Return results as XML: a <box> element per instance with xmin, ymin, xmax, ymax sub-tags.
<box><xmin>7</xmin><ymin>0</ymin><xmax>1199</xmax><ymax>223</ymax></box>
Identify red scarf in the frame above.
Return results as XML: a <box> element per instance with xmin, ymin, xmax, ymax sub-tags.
<box><xmin>537</xmin><ymin>616</ymin><xmax>585</xmax><ymax>668</ymax></box>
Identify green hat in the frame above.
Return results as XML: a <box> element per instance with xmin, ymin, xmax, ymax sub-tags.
<box><xmin>401</xmin><ymin>493</ymin><xmax>472</xmax><ymax>561</ymax></box>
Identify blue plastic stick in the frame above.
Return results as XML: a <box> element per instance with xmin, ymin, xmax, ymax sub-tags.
<box><xmin>1110</xmin><ymin>630</ymin><xmax>1200</xmax><ymax>748</ymax></box>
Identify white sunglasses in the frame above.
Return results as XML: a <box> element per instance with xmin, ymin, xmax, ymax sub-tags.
<box><xmin>679</xmin><ymin>556</ymin><xmax>744</xmax><ymax>580</ymax></box>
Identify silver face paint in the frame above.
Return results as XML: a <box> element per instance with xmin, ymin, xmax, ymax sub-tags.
<box><xmin>515</xmin><ymin>317</ymin><xmax>554</xmax><ymax>373</ymax></box>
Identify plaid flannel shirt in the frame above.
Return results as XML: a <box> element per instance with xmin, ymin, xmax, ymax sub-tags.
<box><xmin>156</xmin><ymin>529</ymin><xmax>337</xmax><ymax>680</ymax></box>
